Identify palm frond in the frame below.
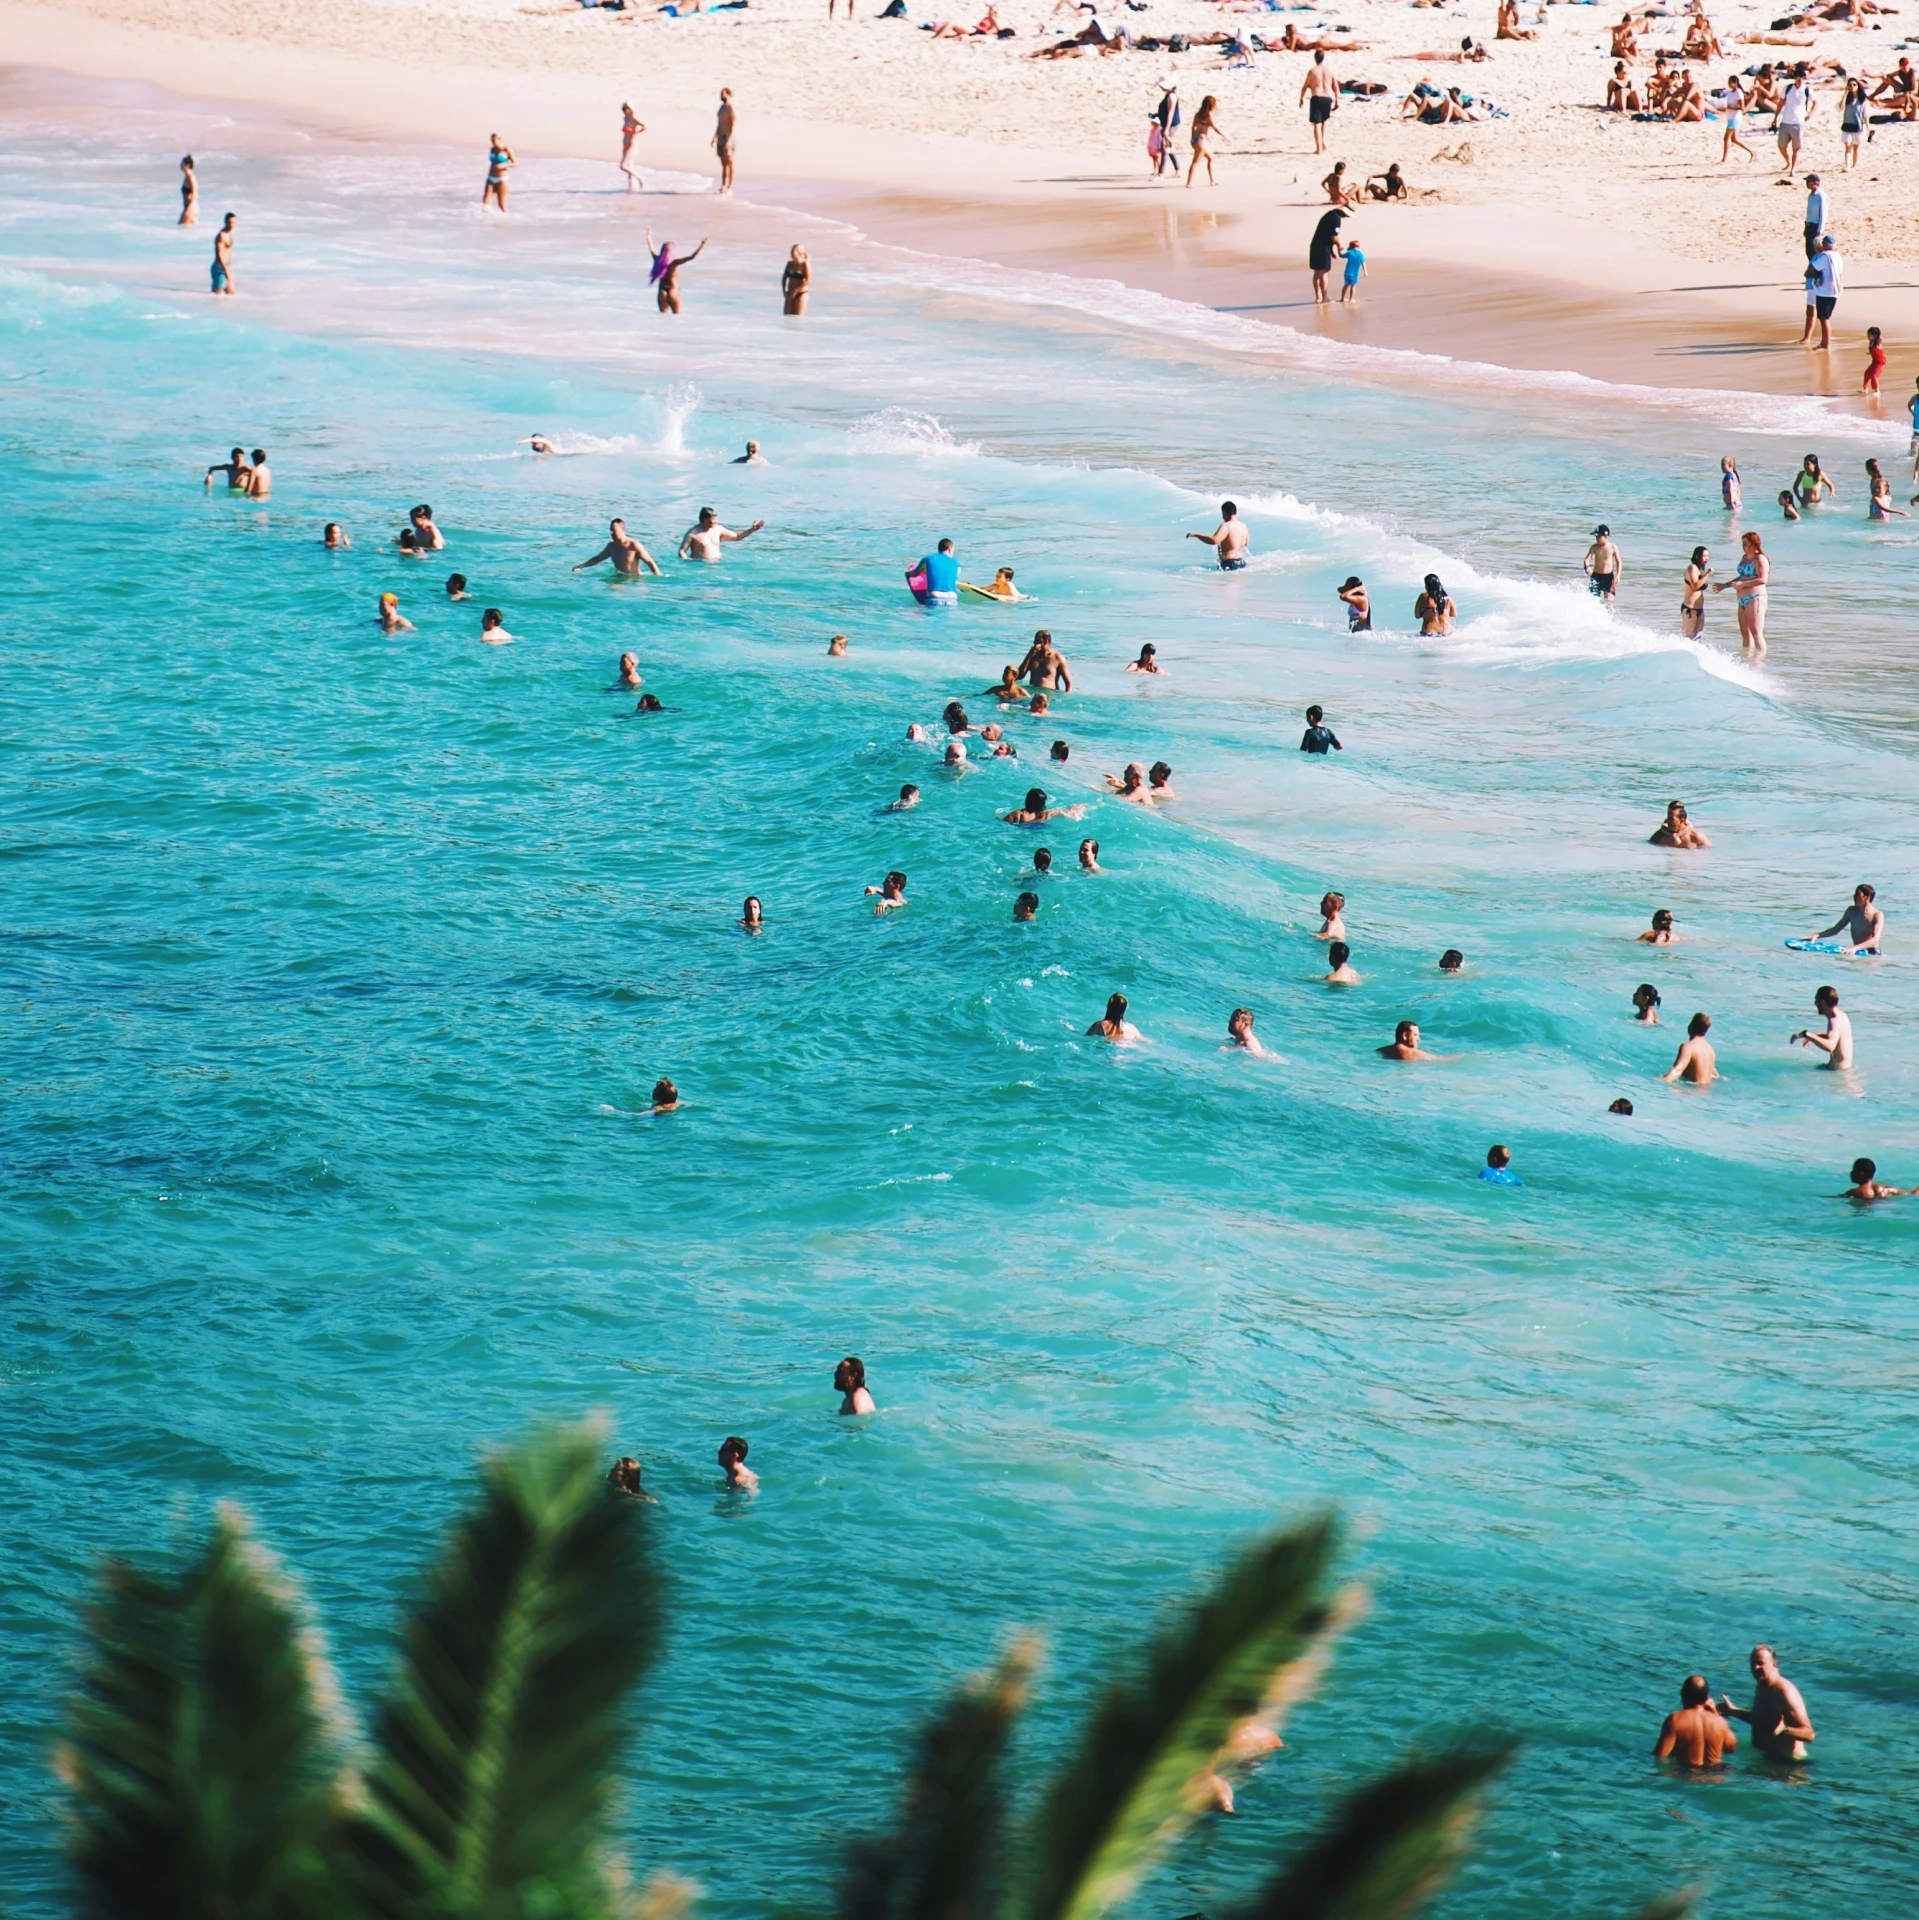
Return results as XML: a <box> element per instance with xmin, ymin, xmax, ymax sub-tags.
<box><xmin>343</xmin><ymin>1421</ymin><xmax>664</xmax><ymax>1920</ymax></box>
<box><xmin>1016</xmin><ymin>1514</ymin><xmax>1347</xmax><ymax>1920</ymax></box>
<box><xmin>1228</xmin><ymin>1743</ymin><xmax>1513</xmax><ymax>1920</ymax></box>
<box><xmin>58</xmin><ymin>1503</ymin><xmax>348</xmax><ymax>1920</ymax></box>
<box><xmin>839</xmin><ymin>1638</ymin><xmax>1038</xmax><ymax>1920</ymax></box>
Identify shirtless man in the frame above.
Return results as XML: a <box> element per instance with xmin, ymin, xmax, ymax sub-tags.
<box><xmin>1187</xmin><ymin>500</ymin><xmax>1250</xmax><ymax>570</ymax></box>
<box><xmin>1809</xmin><ymin>883</ymin><xmax>1883</xmax><ymax>953</ymax></box>
<box><xmin>210</xmin><ymin>212</ymin><xmax>236</xmax><ymax>296</ymax></box>
<box><xmin>1654</xmin><ymin>1676</ymin><xmax>1737</xmax><ymax>1765</ymax></box>
<box><xmin>1087</xmin><ymin>991</ymin><xmax>1142</xmax><ymax>1040</ymax></box>
<box><xmin>203</xmin><ymin>446</ymin><xmax>251</xmax><ymax>490</ymax></box>
<box><xmin>1226</xmin><ymin>1007</ymin><xmax>1275</xmax><ymax>1057</ymax></box>
<box><xmin>679</xmin><ymin>506</ymin><xmax>764</xmax><ymax>560</ymax></box>
<box><xmin>731</xmin><ymin>441</ymin><xmax>769</xmax><ymax>465</ymax></box>
<box><xmin>407</xmin><ymin>505</ymin><xmax>446</xmax><ymax>551</ymax></box>
<box><xmin>1300</xmin><ymin>51</ymin><xmax>1341</xmax><ymax>154</ymax></box>
<box><xmin>712</xmin><ymin>89</ymin><xmax>737</xmax><ymax>194</ymax></box>
<box><xmin>1650</xmin><ymin>800</ymin><xmax>1710</xmax><ymax>847</ymax></box>
<box><xmin>1003</xmin><ymin>787</ymin><xmax>1085</xmax><ymax>824</ymax></box>
<box><xmin>1842</xmin><ymin>1156</ymin><xmax>1909</xmax><ymax>1199</ymax></box>
<box><xmin>1017</xmin><ymin>631</ymin><xmax>1074</xmax><ymax>693</ymax></box>
<box><xmin>1662</xmin><ymin>1011</ymin><xmax>1717</xmax><ymax>1083</ymax></box>
<box><xmin>1584</xmin><ymin>524</ymin><xmax>1623</xmax><ymax>600</ymax></box>
<box><xmin>717</xmin><ymin>1434</ymin><xmax>758</xmax><ymax>1492</ymax></box>
<box><xmin>574</xmin><ymin>517</ymin><xmax>662</xmax><ymax>576</ymax></box>
<box><xmin>1719</xmin><ymin>1646</ymin><xmax>1814</xmax><ymax>1761</ymax></box>
<box><xmin>1792</xmin><ymin>984</ymin><xmax>1854</xmax><ymax>1068</ymax></box>
<box><xmin>242</xmin><ymin>449</ymin><xmax>271</xmax><ymax>498</ymax></box>
<box><xmin>1379</xmin><ymin>1019</ymin><xmax>1439</xmax><ymax>1061</ymax></box>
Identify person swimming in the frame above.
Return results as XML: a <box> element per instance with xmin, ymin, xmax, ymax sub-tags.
<box><xmin>1078</xmin><ymin>838</ymin><xmax>1101</xmax><ymax>871</ymax></box>
<box><xmin>717</xmin><ymin>1434</ymin><xmax>758</xmax><ymax>1491</ymax></box>
<box><xmin>1439</xmin><ymin>949</ymin><xmax>1464</xmax><ymax>972</ymax></box>
<box><xmin>480</xmin><ymin>608</ymin><xmax>515</xmax><ymax>645</ymax></box>
<box><xmin>828</xmin><ymin>634</ymin><xmax>849</xmax><ymax>656</ymax></box>
<box><xmin>1032</xmin><ymin>848</ymin><xmax>1054</xmax><ymax>875</ymax></box>
<box><xmin>446</xmin><ymin>573</ymin><xmax>468</xmax><ymax>599</ymax></box>
<box><xmin>1050</xmin><ymin>740</ymin><xmax>1070</xmax><ymax>764</ymax></box>
<box><xmin>614</xmin><ymin>652</ymin><xmax>643</xmax><ymax>690</ymax></box>
<box><xmin>1324</xmin><ymin>940</ymin><xmax>1359</xmax><ymax>983</ymax></box>
<box><xmin>984</xmin><ymin>666</ymin><xmax>1030</xmax><ymax>703</ymax></box>
<box><xmin>1125</xmin><ymin>643</ymin><xmax>1162</xmax><ymax>673</ymax></box>
<box><xmin>866</xmin><ymin>870</ymin><xmax>908</xmax><ymax>912</ymax></box>
<box><xmin>1479</xmin><ymin>1144</ymin><xmax>1522</xmax><ymax>1186</ymax></box>
<box><xmin>1107</xmin><ymin>763</ymin><xmax>1152</xmax><ymax>804</ymax></box>
<box><xmin>652</xmin><ymin>1077</ymin><xmax>680</xmax><ymax>1112</ymax></box>
<box><xmin>1003</xmin><ymin>787</ymin><xmax>1085</xmax><ymax>824</ymax></box>
<box><xmin>1650</xmin><ymin>800</ymin><xmax>1711</xmax><ymax>848</ymax></box>
<box><xmin>377</xmin><ymin>592</ymin><xmax>414</xmax><ymax>633</ymax></box>
<box><xmin>1314</xmin><ymin>892</ymin><xmax>1346</xmax><ymax>940</ymax></box>
<box><xmin>961</xmin><ymin>565</ymin><xmax>1027</xmax><ymax>601</ymax></box>
<box><xmin>1639</xmin><ymin>909</ymin><xmax>1675</xmax><ymax>944</ymax></box>
<box><xmin>1087</xmin><ymin>991</ymin><xmax>1142</xmax><ymax>1040</ymax></box>
<box><xmin>1379</xmin><ymin>1019</ymin><xmax>1440</xmax><ymax>1061</ymax></box>
<box><xmin>1633</xmin><ymin>983</ymin><xmax>1662</xmax><ymax>1024</ymax></box>
<box><xmin>1013</xmin><ymin>891</ymin><xmax>1040</xmax><ymax>921</ymax></box>
<box><xmin>741</xmin><ymin>895</ymin><xmax>763</xmax><ymax>931</ymax></box>
<box><xmin>1661</xmin><ymin>1011</ymin><xmax>1717</xmax><ymax>1084</ymax></box>
<box><xmin>323</xmin><ymin>522</ymin><xmax>349</xmax><ymax>549</ymax></box>
<box><xmin>1226</xmin><ymin>1006</ymin><xmax>1275</xmax><ymax>1057</ymax></box>
<box><xmin>1148</xmin><ymin>761</ymin><xmax>1176</xmax><ymax>799</ymax></box>
<box><xmin>883</xmin><ymin>784</ymin><xmax>921</xmax><ymax>812</ymax></box>
<box><xmin>835</xmin><ymin>1356</ymin><xmax>876</xmax><ymax>1414</ymax></box>
<box><xmin>637</xmin><ymin>693</ymin><xmax>664</xmax><ymax>711</ymax></box>
<box><xmin>1842</xmin><ymin>1156</ymin><xmax>1909</xmax><ymax>1200</ymax></box>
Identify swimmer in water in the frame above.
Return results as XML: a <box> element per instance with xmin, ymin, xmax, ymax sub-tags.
<box><xmin>1125</xmin><ymin>644</ymin><xmax>1162</xmax><ymax>673</ymax></box>
<box><xmin>1148</xmin><ymin>762</ymin><xmax>1176</xmax><ymax>799</ymax></box>
<box><xmin>652</xmin><ymin>1077</ymin><xmax>680</xmax><ymax>1112</ymax></box>
<box><xmin>323</xmin><ymin>523</ymin><xmax>349</xmax><ymax>549</ymax></box>
<box><xmin>1087</xmin><ymin>992</ymin><xmax>1142</xmax><ymax>1040</ymax></box>
<box><xmin>732</xmin><ymin>441</ymin><xmax>769</xmax><ymax>466</ymax></box>
<box><xmin>1324</xmin><ymin>940</ymin><xmax>1360</xmax><ymax>984</ymax></box>
<box><xmin>204</xmin><ymin>447</ymin><xmax>251</xmax><ymax>490</ymax></box>
<box><xmin>943</xmin><ymin>702</ymin><xmax>973</xmax><ymax>737</ymax></box>
<box><xmin>1106</xmin><ymin>763</ymin><xmax>1153</xmax><ymax>804</ymax></box>
<box><xmin>1300</xmin><ymin>705</ymin><xmax>1342</xmax><ymax>754</ymax></box>
<box><xmin>1633</xmin><ymin>983</ymin><xmax>1662</xmax><ymax>1024</ymax></box>
<box><xmin>1017</xmin><ymin>632</ymin><xmax>1073</xmax><ymax>694</ymax></box>
<box><xmin>480</xmin><ymin>608</ymin><xmax>515</xmax><ymax>645</ymax></box>
<box><xmin>1650</xmin><ymin>800</ymin><xmax>1711</xmax><ymax>848</ymax></box>
<box><xmin>1639</xmin><ymin>909</ymin><xmax>1675</xmax><ymax>944</ymax></box>
<box><xmin>446</xmin><ymin>574</ymin><xmax>468</xmax><ymax>599</ymax></box>
<box><xmin>574</xmin><ymin>518</ymin><xmax>662</xmax><ymax>577</ymax></box>
<box><xmin>1791</xmin><ymin>983</ymin><xmax>1854</xmax><ymax>1069</ymax></box>
<box><xmin>866</xmin><ymin>870</ymin><xmax>908</xmax><ymax>912</ymax></box>
<box><xmin>1841</xmin><ymin>1156</ymin><xmax>1910</xmax><ymax>1200</ymax></box>
<box><xmin>1721</xmin><ymin>456</ymin><xmax>1742</xmax><ymax>512</ymax></box>
<box><xmin>1338</xmin><ymin>576</ymin><xmax>1371</xmax><ymax>631</ymax></box>
<box><xmin>1314</xmin><ymin>892</ymin><xmax>1347</xmax><ymax>940</ymax></box>
<box><xmin>1415</xmin><ymin>574</ymin><xmax>1456</xmax><ymax>634</ymax></box>
<box><xmin>1654</xmin><ymin>1676</ymin><xmax>1737</xmax><ymax>1767</ymax></box>
<box><xmin>1479</xmin><ymin>1144</ymin><xmax>1522</xmax><ymax>1187</ymax></box>
<box><xmin>1013</xmin><ymin>892</ymin><xmax>1040</xmax><ymax>921</ymax></box>
<box><xmin>1379</xmin><ymin>1019</ymin><xmax>1440</xmax><ymax>1061</ymax></box>
<box><xmin>1187</xmin><ymin>500</ymin><xmax>1251</xmax><ymax>570</ymax></box>
<box><xmin>1028</xmin><ymin>692</ymin><xmax>1052</xmax><ymax>719</ymax></box>
<box><xmin>637</xmin><ymin>693</ymin><xmax>663</xmax><ymax>712</ymax></box>
<box><xmin>1609</xmin><ymin>1097</ymin><xmax>1634</xmax><ymax>1115</ymax></box>
<box><xmin>614</xmin><ymin>653</ymin><xmax>643</xmax><ymax>690</ymax></box>
<box><xmin>1718</xmin><ymin>1646</ymin><xmax>1814</xmax><ymax>1763</ymax></box>
<box><xmin>906</xmin><ymin>723</ymin><xmax>931</xmax><ymax>743</ymax></box>
<box><xmin>984</xmin><ymin>665</ymin><xmax>1030</xmax><ymax>703</ymax></box>
<box><xmin>827</xmin><ymin>634</ymin><xmax>848</xmax><ymax>656</ymax></box>
<box><xmin>407</xmin><ymin>505</ymin><xmax>444</xmax><ymax>551</ymax></box>
<box><xmin>961</xmin><ymin>566</ymin><xmax>1027</xmax><ymax>601</ymax></box>
<box><xmin>679</xmin><ymin>507</ymin><xmax>764</xmax><ymax>562</ymax></box>
<box><xmin>1778</xmin><ymin>489</ymin><xmax>1800</xmax><ymax>521</ymax></box>
<box><xmin>377</xmin><ymin>592</ymin><xmax>413</xmax><ymax>633</ymax></box>
<box><xmin>606</xmin><ymin>1457</ymin><xmax>653</xmax><ymax>1500</ymax></box>
<box><xmin>1226</xmin><ymin>1006</ymin><xmax>1275</xmax><ymax>1057</ymax></box>
<box><xmin>1808</xmin><ymin>883</ymin><xmax>1883</xmax><ymax>954</ymax></box>
<box><xmin>835</xmin><ymin>1356</ymin><xmax>876</xmax><ymax>1415</ymax></box>
<box><xmin>741</xmin><ymin>896</ymin><xmax>764</xmax><ymax>932</ymax></box>
<box><xmin>980</xmin><ymin>723</ymin><xmax>1017</xmax><ymax>758</ymax></box>
<box><xmin>1079</xmin><ymin>838</ymin><xmax>1101</xmax><ymax>871</ymax></box>
<box><xmin>718</xmin><ymin>1435</ymin><xmax>758</xmax><ymax>1493</ymax></box>
<box><xmin>1439</xmin><ymin>949</ymin><xmax>1463</xmax><ymax>972</ymax></box>
<box><xmin>646</xmin><ymin>231</ymin><xmax>709</xmax><ymax>315</ymax></box>
<box><xmin>1866</xmin><ymin>458</ymin><xmax>1910</xmax><ymax>519</ymax></box>
<box><xmin>883</xmin><ymin>785</ymin><xmax>920</xmax><ymax>812</ymax></box>
<box><xmin>1793</xmin><ymin>454</ymin><xmax>1834</xmax><ymax>509</ymax></box>
<box><xmin>1681</xmin><ymin>546</ymin><xmax>1712</xmax><ymax>639</ymax></box>
<box><xmin>528</xmin><ymin>435</ymin><xmax>556</xmax><ymax>454</ymax></box>
<box><xmin>1661</xmin><ymin>1011</ymin><xmax>1717</xmax><ymax>1084</ymax></box>
<box><xmin>1003</xmin><ymin>787</ymin><xmax>1086</xmax><ymax>824</ymax></box>
<box><xmin>1050</xmin><ymin>741</ymin><xmax>1070</xmax><ymax>764</ymax></box>
<box><xmin>1032</xmin><ymin>848</ymin><xmax>1054</xmax><ymax>875</ymax></box>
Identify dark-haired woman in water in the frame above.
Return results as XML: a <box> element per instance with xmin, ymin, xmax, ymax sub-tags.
<box><xmin>1415</xmin><ymin>573</ymin><xmax>1456</xmax><ymax>634</ymax></box>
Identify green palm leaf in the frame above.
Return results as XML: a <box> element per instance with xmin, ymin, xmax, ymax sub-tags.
<box><xmin>342</xmin><ymin>1422</ymin><xmax>663</xmax><ymax>1920</ymax></box>
<box><xmin>839</xmin><ymin>1638</ymin><xmax>1038</xmax><ymax>1920</ymax></box>
<box><xmin>1229</xmin><ymin>1744</ymin><xmax>1512</xmax><ymax>1920</ymax></box>
<box><xmin>58</xmin><ymin>1503</ymin><xmax>348</xmax><ymax>1920</ymax></box>
<box><xmin>1016</xmin><ymin>1514</ymin><xmax>1347</xmax><ymax>1920</ymax></box>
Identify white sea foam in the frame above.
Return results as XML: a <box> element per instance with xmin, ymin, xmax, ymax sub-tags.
<box><xmin>847</xmin><ymin>407</ymin><xmax>981</xmax><ymax>459</ymax></box>
<box><xmin>658</xmin><ymin>382</ymin><xmax>702</xmax><ymax>457</ymax></box>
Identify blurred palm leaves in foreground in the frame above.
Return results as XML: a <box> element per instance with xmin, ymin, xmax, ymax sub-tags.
<box><xmin>54</xmin><ymin>1423</ymin><xmax>1685</xmax><ymax>1920</ymax></box>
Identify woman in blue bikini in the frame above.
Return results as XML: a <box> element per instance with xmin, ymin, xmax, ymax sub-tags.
<box><xmin>483</xmin><ymin>134</ymin><xmax>516</xmax><ymax>211</ymax></box>
<box><xmin>1713</xmin><ymin>527</ymin><xmax>1768</xmax><ymax>653</ymax></box>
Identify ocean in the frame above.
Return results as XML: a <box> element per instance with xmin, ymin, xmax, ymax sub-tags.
<box><xmin>2</xmin><ymin>75</ymin><xmax>1917</xmax><ymax>1917</ymax></box>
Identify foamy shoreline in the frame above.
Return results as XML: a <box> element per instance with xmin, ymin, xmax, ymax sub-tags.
<box><xmin>4</xmin><ymin>0</ymin><xmax>1917</xmax><ymax>399</ymax></box>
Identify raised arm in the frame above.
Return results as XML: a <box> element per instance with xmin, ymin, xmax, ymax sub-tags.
<box><xmin>682</xmin><ymin>238</ymin><xmax>710</xmax><ymax>265</ymax></box>
<box><xmin>720</xmin><ymin>519</ymin><xmax>765</xmax><ymax>543</ymax></box>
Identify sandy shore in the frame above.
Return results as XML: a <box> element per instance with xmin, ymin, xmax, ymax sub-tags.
<box><xmin>4</xmin><ymin>0</ymin><xmax>1916</xmax><ymax>397</ymax></box>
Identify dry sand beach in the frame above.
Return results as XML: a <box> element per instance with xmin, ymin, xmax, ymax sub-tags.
<box><xmin>4</xmin><ymin>0</ymin><xmax>1918</xmax><ymax>393</ymax></box>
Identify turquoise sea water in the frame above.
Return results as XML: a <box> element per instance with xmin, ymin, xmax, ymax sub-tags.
<box><xmin>4</xmin><ymin>79</ymin><xmax>1919</xmax><ymax>1916</ymax></box>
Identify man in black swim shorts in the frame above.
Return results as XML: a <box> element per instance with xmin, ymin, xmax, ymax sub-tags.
<box><xmin>1301</xmin><ymin>51</ymin><xmax>1340</xmax><ymax>152</ymax></box>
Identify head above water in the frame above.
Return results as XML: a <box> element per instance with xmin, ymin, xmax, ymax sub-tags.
<box><xmin>1440</xmin><ymin>949</ymin><xmax>1463</xmax><ymax>971</ymax></box>
<box><xmin>1105</xmin><ymin>992</ymin><xmax>1129</xmax><ymax>1022</ymax></box>
<box><xmin>1679</xmin><ymin>1674</ymin><xmax>1711</xmax><ymax>1708</ymax></box>
<box><xmin>1394</xmin><ymin>1019</ymin><xmax>1418</xmax><ymax>1045</ymax></box>
<box><xmin>1634</xmin><ymin>983</ymin><xmax>1662</xmax><ymax>1010</ymax></box>
<box><xmin>1610</xmin><ymin>1097</ymin><xmax>1634</xmax><ymax>1115</ymax></box>
<box><xmin>900</xmin><ymin>783</ymin><xmax>919</xmax><ymax>802</ymax></box>
<box><xmin>1034</xmin><ymin>848</ymin><xmax>1053</xmax><ymax>871</ymax></box>
<box><xmin>607</xmin><ymin>1457</ymin><xmax>644</xmax><ymax>1496</ymax></box>
<box><xmin>652</xmin><ymin>1076</ymin><xmax>678</xmax><ymax>1106</ymax></box>
<box><xmin>1320</xmin><ymin>891</ymin><xmax>1345</xmax><ymax>916</ymax></box>
<box><xmin>1051</xmin><ymin>740</ymin><xmax>1070</xmax><ymax>762</ymax></box>
<box><xmin>447</xmin><ymin>573</ymin><xmax>468</xmax><ymax>595</ymax></box>
<box><xmin>1079</xmin><ymin>838</ymin><xmax>1099</xmax><ymax>866</ymax></box>
<box><xmin>937</xmin><ymin>537</ymin><xmax>954</xmax><ymax>553</ymax></box>
<box><xmin>834</xmin><ymin>1355</ymin><xmax>866</xmax><ymax>1393</ymax></box>
<box><xmin>482</xmin><ymin>608</ymin><xmax>505</xmax><ymax>630</ymax></box>
<box><xmin>1328</xmin><ymin>941</ymin><xmax>1351</xmax><ymax>967</ymax></box>
<box><xmin>1816</xmin><ymin>984</ymin><xmax>1839</xmax><ymax>1012</ymax></box>
<box><xmin>718</xmin><ymin>1435</ymin><xmax>748</xmax><ymax>1469</ymax></box>
<box><xmin>1486</xmin><ymin>1144</ymin><xmax>1510</xmax><ymax>1169</ymax></box>
<box><xmin>1024</xmin><ymin>788</ymin><xmax>1048</xmax><ymax>813</ymax></box>
<box><xmin>1220</xmin><ymin>500</ymin><xmax>1237</xmax><ymax>519</ymax></box>
<box><xmin>743</xmin><ymin>895</ymin><xmax>762</xmax><ymax>923</ymax></box>
<box><xmin>1652</xmin><ymin>909</ymin><xmax>1673</xmax><ymax>932</ymax></box>
<box><xmin>1688</xmin><ymin>1011</ymin><xmax>1712</xmax><ymax>1038</ymax></box>
<box><xmin>1852</xmin><ymin>1156</ymin><xmax>1877</xmax><ymax>1183</ymax></box>
<box><xmin>638</xmin><ymin>693</ymin><xmax>663</xmax><ymax>711</ymax></box>
<box><xmin>1014</xmin><ymin>892</ymin><xmax>1039</xmax><ymax>920</ymax></box>
<box><xmin>1306</xmin><ymin>704</ymin><xmax>1324</xmax><ymax>724</ymax></box>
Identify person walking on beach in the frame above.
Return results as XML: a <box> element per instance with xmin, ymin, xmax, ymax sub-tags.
<box><xmin>1840</xmin><ymin>77</ymin><xmax>1867</xmax><ymax>168</ymax></box>
<box><xmin>178</xmin><ymin>154</ymin><xmax>198</xmax><ymax>226</ymax></box>
<box><xmin>1715</xmin><ymin>77</ymin><xmax>1754</xmax><ymax>160</ymax></box>
<box><xmin>1186</xmin><ymin>94</ymin><xmax>1222</xmax><ymax>187</ymax></box>
<box><xmin>210</xmin><ymin>212</ymin><xmax>236</xmax><ymax>296</ymax></box>
<box><xmin>1301</xmin><ymin>51</ymin><xmax>1340</xmax><ymax>154</ymax></box>
<box><xmin>1153</xmin><ymin>80</ymin><xmax>1180</xmax><ymax>175</ymax></box>
<box><xmin>1719</xmin><ymin>1647</ymin><xmax>1814</xmax><ymax>1761</ymax></box>
<box><xmin>1775</xmin><ymin>69</ymin><xmax>1808</xmax><ymax>176</ymax></box>
<box><xmin>620</xmin><ymin>104</ymin><xmax>646</xmax><ymax>191</ymax></box>
<box><xmin>713</xmin><ymin>90</ymin><xmax>737</xmax><ymax>194</ymax></box>
<box><xmin>648</xmin><ymin>231</ymin><xmax>708</xmax><ymax>313</ymax></box>
<box><xmin>483</xmin><ymin>134</ymin><xmax>515</xmax><ymax>211</ymax></box>
<box><xmin>1188</xmin><ymin>500</ymin><xmax>1250</xmax><ymax>568</ymax></box>
<box><xmin>782</xmin><ymin>245</ymin><xmax>811</xmax><ymax>314</ymax></box>
<box><xmin>1340</xmin><ymin>235</ymin><xmax>1366</xmax><ymax>304</ymax></box>
<box><xmin>1309</xmin><ymin>206</ymin><xmax>1346</xmax><ymax>303</ymax></box>
<box><xmin>1585</xmin><ymin>524</ymin><xmax>1623</xmax><ymax>602</ymax></box>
